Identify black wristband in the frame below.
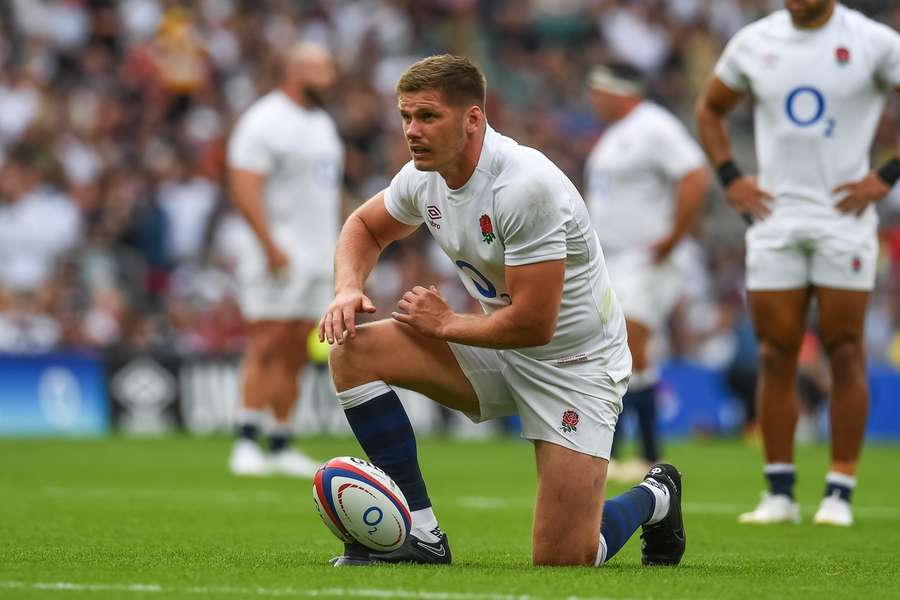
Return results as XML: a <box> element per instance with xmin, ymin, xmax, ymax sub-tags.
<box><xmin>716</xmin><ymin>160</ymin><xmax>743</xmax><ymax>189</ymax></box>
<box><xmin>876</xmin><ymin>157</ymin><xmax>900</xmax><ymax>188</ymax></box>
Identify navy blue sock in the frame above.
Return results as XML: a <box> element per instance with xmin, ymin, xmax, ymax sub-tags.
<box><xmin>600</xmin><ymin>485</ymin><xmax>655</xmax><ymax>563</ymax></box>
<box><xmin>627</xmin><ymin>387</ymin><xmax>660</xmax><ymax>463</ymax></box>
<box><xmin>824</xmin><ymin>472</ymin><xmax>855</xmax><ymax>502</ymax></box>
<box><xmin>764</xmin><ymin>465</ymin><xmax>796</xmax><ymax>499</ymax></box>
<box><xmin>238</xmin><ymin>423</ymin><xmax>259</xmax><ymax>441</ymax></box>
<box><xmin>268</xmin><ymin>433</ymin><xmax>289</xmax><ymax>453</ymax></box>
<box><xmin>343</xmin><ymin>389</ymin><xmax>431</xmax><ymax>510</ymax></box>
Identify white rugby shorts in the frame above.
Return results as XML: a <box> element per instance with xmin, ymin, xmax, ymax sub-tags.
<box><xmin>447</xmin><ymin>343</ymin><xmax>627</xmax><ymax>459</ymax></box>
<box><xmin>604</xmin><ymin>249</ymin><xmax>684</xmax><ymax>331</ymax></box>
<box><xmin>745</xmin><ymin>214</ymin><xmax>878</xmax><ymax>291</ymax></box>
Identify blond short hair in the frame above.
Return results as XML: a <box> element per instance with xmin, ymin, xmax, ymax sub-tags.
<box><xmin>396</xmin><ymin>54</ymin><xmax>486</xmax><ymax>110</ymax></box>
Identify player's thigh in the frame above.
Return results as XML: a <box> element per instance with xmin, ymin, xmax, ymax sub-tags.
<box><xmin>328</xmin><ymin>319</ymin><xmax>479</xmax><ymax>414</ymax></box>
<box><xmin>814</xmin><ymin>287</ymin><xmax>869</xmax><ymax>352</ymax></box>
<box><xmin>747</xmin><ymin>289</ymin><xmax>811</xmax><ymax>354</ymax></box>
<box><xmin>245</xmin><ymin>320</ymin><xmax>294</xmax><ymax>361</ymax></box>
<box><xmin>532</xmin><ymin>440</ymin><xmax>606</xmax><ymax>566</ymax></box>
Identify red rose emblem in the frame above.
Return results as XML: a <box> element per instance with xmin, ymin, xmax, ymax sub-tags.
<box><xmin>836</xmin><ymin>47</ymin><xmax>850</xmax><ymax>64</ymax></box>
<box><xmin>479</xmin><ymin>214</ymin><xmax>495</xmax><ymax>244</ymax></box>
<box><xmin>560</xmin><ymin>410</ymin><xmax>579</xmax><ymax>433</ymax></box>
<box><xmin>480</xmin><ymin>214</ymin><xmax>493</xmax><ymax>234</ymax></box>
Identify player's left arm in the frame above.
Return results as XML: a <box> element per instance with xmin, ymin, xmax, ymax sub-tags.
<box><xmin>392</xmin><ymin>260</ymin><xmax>565</xmax><ymax>348</ymax></box>
<box><xmin>834</xmin><ymin>28</ymin><xmax>900</xmax><ymax>216</ymax></box>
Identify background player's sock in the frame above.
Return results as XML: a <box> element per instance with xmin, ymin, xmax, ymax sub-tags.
<box><xmin>764</xmin><ymin>463</ymin><xmax>796</xmax><ymax>498</ymax></box>
<box><xmin>337</xmin><ymin>381</ymin><xmax>433</xmax><ymax>515</ymax></box>
<box><xmin>823</xmin><ymin>471</ymin><xmax>855</xmax><ymax>502</ymax></box>
<box><xmin>627</xmin><ymin>386</ymin><xmax>660</xmax><ymax>463</ymax></box>
<box><xmin>596</xmin><ymin>482</ymin><xmax>665</xmax><ymax>565</ymax></box>
<box><xmin>267</xmin><ymin>422</ymin><xmax>290</xmax><ymax>453</ymax></box>
<box><xmin>236</xmin><ymin>407</ymin><xmax>265</xmax><ymax>441</ymax></box>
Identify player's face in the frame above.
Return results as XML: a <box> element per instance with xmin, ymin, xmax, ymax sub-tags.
<box><xmin>297</xmin><ymin>56</ymin><xmax>337</xmax><ymax>107</ymax></box>
<box><xmin>398</xmin><ymin>89</ymin><xmax>468</xmax><ymax>172</ymax></box>
<box><xmin>588</xmin><ymin>88</ymin><xmax>619</xmax><ymax>122</ymax></box>
<box><xmin>784</xmin><ymin>0</ymin><xmax>834</xmax><ymax>25</ymax></box>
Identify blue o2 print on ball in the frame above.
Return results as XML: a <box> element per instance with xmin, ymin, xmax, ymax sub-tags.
<box><xmin>455</xmin><ymin>260</ymin><xmax>497</xmax><ymax>298</ymax></box>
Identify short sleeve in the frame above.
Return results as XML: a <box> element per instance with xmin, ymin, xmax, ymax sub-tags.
<box><xmin>652</xmin><ymin>115</ymin><xmax>707</xmax><ymax>180</ymax></box>
<box><xmin>383</xmin><ymin>162</ymin><xmax>424</xmax><ymax>226</ymax></box>
<box><xmin>873</xmin><ymin>22</ymin><xmax>900</xmax><ymax>88</ymax></box>
<box><xmin>496</xmin><ymin>177</ymin><xmax>569</xmax><ymax>266</ymax></box>
<box><xmin>227</xmin><ymin>110</ymin><xmax>275</xmax><ymax>173</ymax></box>
<box><xmin>714</xmin><ymin>29</ymin><xmax>751</xmax><ymax>93</ymax></box>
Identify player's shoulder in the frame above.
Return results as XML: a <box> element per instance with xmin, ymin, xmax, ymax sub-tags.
<box><xmin>391</xmin><ymin>159</ymin><xmax>433</xmax><ymax>197</ymax></box>
<box><xmin>235</xmin><ymin>91</ymin><xmax>290</xmax><ymax>127</ymax></box>
<box><xmin>486</xmin><ymin>128</ymin><xmax>573</xmax><ymax>208</ymax></box>
<box><xmin>842</xmin><ymin>5</ymin><xmax>899</xmax><ymax>42</ymax></box>
<box><xmin>731</xmin><ymin>10</ymin><xmax>786</xmax><ymax>41</ymax></box>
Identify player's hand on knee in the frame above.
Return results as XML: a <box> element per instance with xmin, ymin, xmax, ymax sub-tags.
<box><xmin>725</xmin><ymin>175</ymin><xmax>773</xmax><ymax>222</ymax></box>
<box><xmin>834</xmin><ymin>172</ymin><xmax>890</xmax><ymax>216</ymax></box>
<box><xmin>392</xmin><ymin>285</ymin><xmax>452</xmax><ymax>339</ymax></box>
<box><xmin>319</xmin><ymin>290</ymin><xmax>377</xmax><ymax>345</ymax></box>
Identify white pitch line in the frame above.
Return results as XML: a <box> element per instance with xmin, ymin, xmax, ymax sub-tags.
<box><xmin>0</xmin><ymin>581</ymin><xmax>636</xmax><ymax>600</ymax></box>
<box><xmin>33</xmin><ymin>487</ymin><xmax>900</xmax><ymax>519</ymax></box>
<box><xmin>457</xmin><ymin>496</ymin><xmax>900</xmax><ymax>518</ymax></box>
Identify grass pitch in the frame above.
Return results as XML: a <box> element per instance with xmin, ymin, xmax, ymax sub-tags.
<box><xmin>1</xmin><ymin>435</ymin><xmax>899</xmax><ymax>599</ymax></box>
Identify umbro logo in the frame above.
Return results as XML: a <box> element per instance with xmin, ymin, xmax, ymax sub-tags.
<box><xmin>426</xmin><ymin>205</ymin><xmax>442</xmax><ymax>230</ymax></box>
<box><xmin>415</xmin><ymin>541</ymin><xmax>446</xmax><ymax>557</ymax></box>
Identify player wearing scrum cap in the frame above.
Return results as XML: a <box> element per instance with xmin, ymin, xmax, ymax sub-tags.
<box><xmin>585</xmin><ymin>63</ymin><xmax>710</xmax><ymax>483</ymax></box>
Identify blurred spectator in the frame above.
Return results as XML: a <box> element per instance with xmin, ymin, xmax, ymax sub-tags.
<box><xmin>0</xmin><ymin>0</ymin><xmax>896</xmax><ymax>365</ymax></box>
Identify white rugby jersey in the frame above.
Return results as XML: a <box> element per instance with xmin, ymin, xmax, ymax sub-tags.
<box><xmin>715</xmin><ymin>4</ymin><xmax>900</xmax><ymax>223</ymax></box>
<box><xmin>227</xmin><ymin>90</ymin><xmax>344</xmax><ymax>271</ymax></box>
<box><xmin>385</xmin><ymin>127</ymin><xmax>631</xmax><ymax>378</ymax></box>
<box><xmin>585</xmin><ymin>101</ymin><xmax>705</xmax><ymax>254</ymax></box>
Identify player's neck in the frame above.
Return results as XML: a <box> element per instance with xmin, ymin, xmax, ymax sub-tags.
<box><xmin>790</xmin><ymin>2</ymin><xmax>836</xmax><ymax>30</ymax></box>
<box><xmin>440</xmin><ymin>126</ymin><xmax>487</xmax><ymax>190</ymax></box>
<box><xmin>279</xmin><ymin>84</ymin><xmax>313</xmax><ymax>110</ymax></box>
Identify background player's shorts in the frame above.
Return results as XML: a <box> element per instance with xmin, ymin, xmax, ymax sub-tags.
<box><xmin>745</xmin><ymin>215</ymin><xmax>878</xmax><ymax>291</ymax></box>
<box><xmin>447</xmin><ymin>343</ymin><xmax>626</xmax><ymax>459</ymax></box>
<box><xmin>605</xmin><ymin>248</ymin><xmax>684</xmax><ymax>331</ymax></box>
<box><xmin>234</xmin><ymin>234</ymin><xmax>332</xmax><ymax>321</ymax></box>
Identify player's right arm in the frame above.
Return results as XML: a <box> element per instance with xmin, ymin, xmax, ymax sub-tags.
<box><xmin>228</xmin><ymin>167</ymin><xmax>288</xmax><ymax>275</ymax></box>
<box><xmin>696</xmin><ymin>76</ymin><xmax>773</xmax><ymax>222</ymax></box>
<box><xmin>320</xmin><ymin>191</ymin><xmax>419</xmax><ymax>345</ymax></box>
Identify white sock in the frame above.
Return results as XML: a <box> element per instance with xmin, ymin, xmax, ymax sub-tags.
<box><xmin>640</xmin><ymin>479</ymin><xmax>671</xmax><ymax>525</ymax></box>
<box><xmin>412</xmin><ymin>506</ymin><xmax>439</xmax><ymax>541</ymax></box>
<box><xmin>594</xmin><ymin>534</ymin><xmax>608</xmax><ymax>567</ymax></box>
<box><xmin>237</xmin><ymin>407</ymin><xmax>266</xmax><ymax>426</ymax></box>
<box><xmin>336</xmin><ymin>380</ymin><xmax>392</xmax><ymax>409</ymax></box>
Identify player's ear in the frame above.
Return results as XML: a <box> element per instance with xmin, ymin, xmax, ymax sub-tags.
<box><xmin>464</xmin><ymin>106</ymin><xmax>482</xmax><ymax>133</ymax></box>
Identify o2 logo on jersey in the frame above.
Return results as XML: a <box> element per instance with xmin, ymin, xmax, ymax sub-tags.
<box><xmin>456</xmin><ymin>260</ymin><xmax>496</xmax><ymax>298</ymax></box>
<box><xmin>455</xmin><ymin>260</ymin><xmax>510</xmax><ymax>304</ymax></box>
<box><xmin>785</xmin><ymin>86</ymin><xmax>835</xmax><ymax>137</ymax></box>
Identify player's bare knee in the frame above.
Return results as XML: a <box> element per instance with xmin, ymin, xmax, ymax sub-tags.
<box><xmin>328</xmin><ymin>338</ymin><xmax>376</xmax><ymax>391</ymax></box>
<box><xmin>758</xmin><ymin>340</ymin><xmax>799</xmax><ymax>375</ymax></box>
<box><xmin>823</xmin><ymin>336</ymin><xmax>865</xmax><ymax>372</ymax></box>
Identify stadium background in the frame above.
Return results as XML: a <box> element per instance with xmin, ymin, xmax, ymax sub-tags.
<box><xmin>2</xmin><ymin>0</ymin><xmax>900</xmax><ymax>441</ymax></box>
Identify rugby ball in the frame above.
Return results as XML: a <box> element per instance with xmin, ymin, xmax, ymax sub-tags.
<box><xmin>312</xmin><ymin>456</ymin><xmax>411</xmax><ymax>551</ymax></box>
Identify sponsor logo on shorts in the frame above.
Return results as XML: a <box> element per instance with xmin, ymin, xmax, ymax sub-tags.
<box><xmin>560</xmin><ymin>409</ymin><xmax>579</xmax><ymax>434</ymax></box>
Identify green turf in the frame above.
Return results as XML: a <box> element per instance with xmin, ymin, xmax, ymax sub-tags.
<box><xmin>1</xmin><ymin>436</ymin><xmax>898</xmax><ymax>599</ymax></box>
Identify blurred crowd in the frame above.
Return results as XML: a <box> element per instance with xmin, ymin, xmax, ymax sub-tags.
<box><xmin>2</xmin><ymin>0</ymin><xmax>900</xmax><ymax>382</ymax></box>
